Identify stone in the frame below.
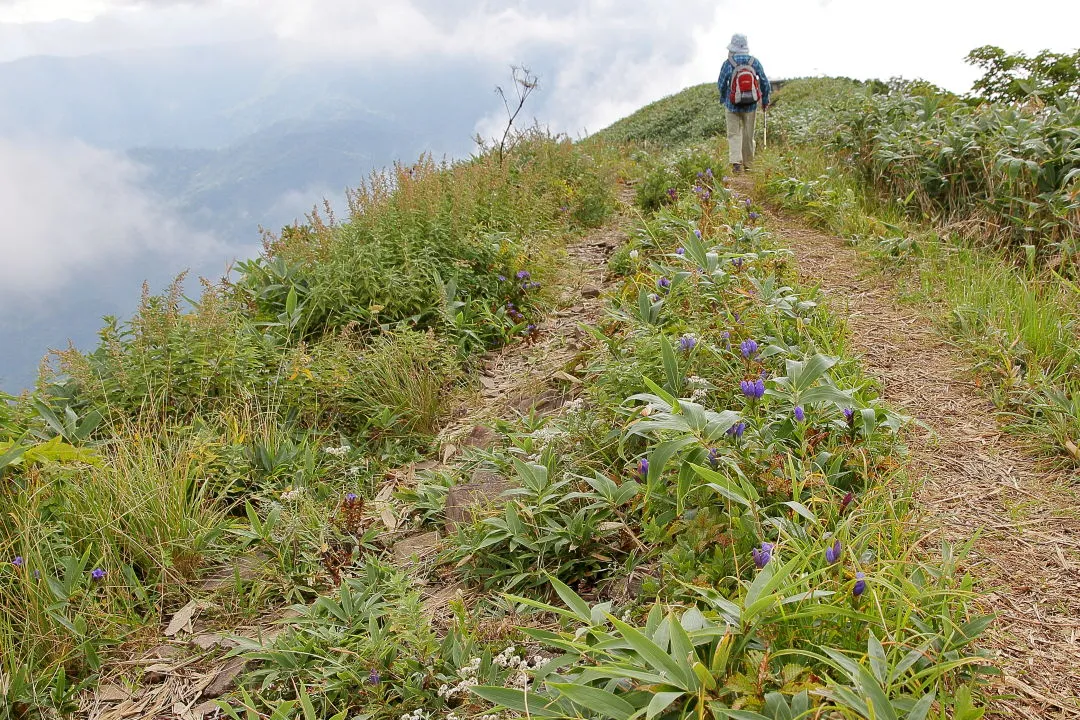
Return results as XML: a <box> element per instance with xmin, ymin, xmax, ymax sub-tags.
<box><xmin>461</xmin><ymin>424</ymin><xmax>498</xmax><ymax>450</ymax></box>
<box><xmin>444</xmin><ymin>470</ymin><xmax>510</xmax><ymax>531</ymax></box>
<box><xmin>581</xmin><ymin>285</ymin><xmax>601</xmax><ymax>298</ymax></box>
<box><xmin>392</xmin><ymin>531</ymin><xmax>442</xmax><ymax>562</ymax></box>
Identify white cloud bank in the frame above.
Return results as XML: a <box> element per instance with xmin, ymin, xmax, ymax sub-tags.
<box><xmin>0</xmin><ymin>138</ymin><xmax>238</xmax><ymax>307</ymax></box>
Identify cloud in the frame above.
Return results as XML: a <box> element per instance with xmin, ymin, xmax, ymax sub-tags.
<box><xmin>0</xmin><ymin>137</ymin><xmax>240</xmax><ymax>305</ymax></box>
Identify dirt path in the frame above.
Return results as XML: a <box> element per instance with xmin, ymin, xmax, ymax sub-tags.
<box><xmin>733</xmin><ymin>175</ymin><xmax>1080</xmax><ymax>718</ymax></box>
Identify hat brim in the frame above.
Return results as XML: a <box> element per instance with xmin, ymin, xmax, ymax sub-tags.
<box><xmin>728</xmin><ymin>45</ymin><xmax>748</xmax><ymax>53</ymax></box>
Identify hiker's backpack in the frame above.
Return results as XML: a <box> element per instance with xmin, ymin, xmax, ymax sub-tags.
<box><xmin>728</xmin><ymin>58</ymin><xmax>762</xmax><ymax>106</ymax></box>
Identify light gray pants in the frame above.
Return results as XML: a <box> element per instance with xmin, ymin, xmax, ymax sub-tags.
<box><xmin>726</xmin><ymin>110</ymin><xmax>756</xmax><ymax>165</ymax></box>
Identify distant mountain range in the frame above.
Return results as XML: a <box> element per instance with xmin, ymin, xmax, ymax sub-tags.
<box><xmin>0</xmin><ymin>41</ymin><xmax>511</xmax><ymax>392</ymax></box>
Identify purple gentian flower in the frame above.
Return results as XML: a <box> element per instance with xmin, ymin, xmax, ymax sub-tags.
<box><xmin>707</xmin><ymin>448</ymin><xmax>719</xmax><ymax>467</ymax></box>
<box><xmin>516</xmin><ymin>270</ymin><xmax>531</xmax><ymax>280</ymax></box>
<box><xmin>648</xmin><ymin>293</ymin><xmax>660</xmax><ymax>303</ymax></box>
<box><xmin>33</xmin><ymin>569</ymin><xmax>40</xmax><ymax>579</ymax></box>
<box><xmin>657</xmin><ymin>277</ymin><xmax>671</xmax><ymax>290</ymax></box>
<box><xmin>705</xmin><ymin>168</ymin><xmax>713</xmax><ymax>178</ymax></box>
<box><xmin>91</xmin><ymin>568</ymin><xmax>106</xmax><ymax>581</ymax></box>
<box><xmin>825</xmin><ymin>540</ymin><xmax>842</xmax><ymax>564</ymax></box>
<box><xmin>368</xmin><ymin>668</ymin><xmax>381</xmax><ymax>685</ymax></box>
<box><xmin>843</xmin><ymin>408</ymin><xmax>855</xmax><ymax>424</ymax></box>
<box><xmin>675</xmin><ymin>247</ymin><xmax>685</xmax><ymax>255</ymax></box>
<box><xmin>751</xmin><ymin>542</ymin><xmax>774</xmax><ymax>569</ymax></box>
<box><xmin>740</xmin><ymin>379</ymin><xmax>765</xmax><ymax>399</ymax></box>
<box><xmin>732</xmin><ymin>258</ymin><xmax>744</xmax><ymax>270</ymax></box>
<box><xmin>749</xmin><ymin>212</ymin><xmax>760</xmax><ymax>221</ymax></box>
<box><xmin>853</xmin><ymin>572</ymin><xmax>867</xmax><ymax>596</ymax></box>
<box><xmin>794</xmin><ymin>406</ymin><xmax>805</xmax><ymax>422</ymax></box>
<box><xmin>497</xmin><ymin>275</ymin><xmax>507</xmax><ymax>282</ymax></box>
<box><xmin>346</xmin><ymin>492</ymin><xmax>358</xmax><ymax>502</ymax></box>
<box><xmin>744</xmin><ymin>198</ymin><xmax>752</xmax><ymax>208</ymax></box>
<box><xmin>678</xmin><ymin>335</ymin><xmax>696</xmax><ymax>352</ymax></box>
<box><xmin>12</xmin><ymin>556</ymin><xmax>23</xmax><ymax>568</ymax></box>
<box><xmin>638</xmin><ymin>457</ymin><xmax>649</xmax><ymax>478</ymax></box>
<box><xmin>726</xmin><ymin>422</ymin><xmax>746</xmax><ymax>439</ymax></box>
<box><xmin>693</xmin><ymin>229</ymin><xmax>702</xmax><ymax>239</ymax></box>
<box><xmin>526</xmin><ymin>324</ymin><xmax>537</xmax><ymax>333</ymax></box>
<box><xmin>740</xmin><ymin>339</ymin><xmax>758</xmax><ymax>359</ymax></box>
<box><xmin>666</xmin><ymin>188</ymin><xmax>677</xmax><ymax>199</ymax></box>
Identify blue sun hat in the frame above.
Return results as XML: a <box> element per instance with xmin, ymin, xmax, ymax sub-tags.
<box><xmin>728</xmin><ymin>33</ymin><xmax>749</xmax><ymax>53</ymax></box>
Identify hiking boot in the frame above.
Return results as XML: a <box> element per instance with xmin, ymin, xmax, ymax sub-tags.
<box><xmin>731</xmin><ymin>163</ymin><xmax>742</xmax><ymax>173</ymax></box>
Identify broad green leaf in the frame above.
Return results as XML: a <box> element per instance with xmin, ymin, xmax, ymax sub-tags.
<box><xmin>606</xmin><ymin>615</ymin><xmax>692</xmax><ymax>690</ymax></box>
<box><xmin>906</xmin><ymin>690</ymin><xmax>936</xmax><ymax>720</ymax></box>
<box><xmin>548</xmin><ymin>575</ymin><xmax>594</xmax><ymax>624</ymax></box>
<box><xmin>470</xmin><ymin>687</ymin><xmax>561</xmax><ymax>717</ymax></box>
<box><xmin>868</xmin><ymin>633</ymin><xmax>888</xmax><ymax>685</ymax></box>
<box><xmin>647</xmin><ymin>692</ymin><xmax>686</xmax><ymax>719</ymax></box>
<box><xmin>548</xmin><ymin>682</ymin><xmax>637</xmax><ymax>719</ymax></box>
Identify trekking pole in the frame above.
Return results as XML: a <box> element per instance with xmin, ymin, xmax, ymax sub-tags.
<box><xmin>763</xmin><ymin>107</ymin><xmax>768</xmax><ymax>149</ymax></box>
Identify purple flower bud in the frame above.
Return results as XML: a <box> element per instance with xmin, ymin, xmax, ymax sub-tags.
<box><xmin>843</xmin><ymin>408</ymin><xmax>855</xmax><ymax>424</ymax></box>
<box><xmin>693</xmin><ymin>229</ymin><xmax>702</xmax><ymax>239</ymax></box>
<box><xmin>638</xmin><ymin>457</ymin><xmax>649</xmax><ymax>478</ymax></box>
<box><xmin>368</xmin><ymin>668</ymin><xmax>381</xmax><ymax>685</ymax></box>
<box><xmin>751</xmin><ymin>542</ymin><xmax>774</xmax><ymax>569</ymax></box>
<box><xmin>33</xmin><ymin>569</ymin><xmax>40</xmax><ymax>579</ymax></box>
<box><xmin>726</xmin><ymin>421</ymin><xmax>746</xmax><ymax>439</ymax></box>
<box><xmin>794</xmin><ymin>406</ymin><xmax>805</xmax><ymax>422</ymax></box>
<box><xmin>732</xmin><ymin>258</ymin><xmax>744</xmax><ymax>270</ymax></box>
<box><xmin>705</xmin><ymin>168</ymin><xmax>714</xmax><ymax>178</ymax></box>
<box><xmin>745</xmin><ymin>198</ymin><xmax>753</xmax><ymax>208</ymax></box>
<box><xmin>749</xmin><ymin>212</ymin><xmax>760</xmax><ymax>221</ymax></box>
<box><xmin>666</xmin><ymin>188</ymin><xmax>677</xmax><ymax>199</ymax></box>
<box><xmin>841</xmin><ymin>491</ymin><xmax>855</xmax><ymax>510</ymax></box>
<box><xmin>91</xmin><ymin>568</ymin><xmax>106</xmax><ymax>581</ymax></box>
<box><xmin>516</xmin><ymin>270</ymin><xmax>531</xmax><ymax>280</ymax></box>
<box><xmin>721</xmin><ymin>331</ymin><xmax>730</xmax><ymax>340</ymax></box>
<box><xmin>497</xmin><ymin>275</ymin><xmax>507</xmax><ymax>282</ymax></box>
<box><xmin>740</xmin><ymin>339</ymin><xmax>758</xmax><ymax>359</ymax></box>
<box><xmin>675</xmin><ymin>247</ymin><xmax>685</xmax><ymax>255</ymax></box>
<box><xmin>707</xmin><ymin>448</ymin><xmax>719</xmax><ymax>467</ymax></box>
<box><xmin>648</xmin><ymin>293</ymin><xmax>660</xmax><ymax>303</ymax></box>
<box><xmin>345</xmin><ymin>492</ymin><xmax>358</xmax><ymax>503</ymax></box>
<box><xmin>853</xmin><ymin>571</ymin><xmax>867</xmax><ymax>596</ymax></box>
<box><xmin>678</xmin><ymin>335</ymin><xmax>696</xmax><ymax>352</ymax></box>
<box><xmin>12</xmin><ymin>556</ymin><xmax>23</xmax><ymax>568</ymax></box>
<box><xmin>657</xmin><ymin>277</ymin><xmax>671</xmax><ymax>290</ymax></box>
<box><xmin>740</xmin><ymin>380</ymin><xmax>755</xmax><ymax>398</ymax></box>
<box><xmin>825</xmin><ymin>540</ymin><xmax>842</xmax><ymax>564</ymax></box>
<box><xmin>526</xmin><ymin>324</ymin><xmax>537</xmax><ymax>333</ymax></box>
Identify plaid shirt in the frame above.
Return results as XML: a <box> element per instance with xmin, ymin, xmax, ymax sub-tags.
<box><xmin>717</xmin><ymin>54</ymin><xmax>771</xmax><ymax>113</ymax></box>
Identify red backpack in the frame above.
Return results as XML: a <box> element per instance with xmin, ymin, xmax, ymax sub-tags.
<box><xmin>728</xmin><ymin>57</ymin><xmax>762</xmax><ymax>106</ymax></box>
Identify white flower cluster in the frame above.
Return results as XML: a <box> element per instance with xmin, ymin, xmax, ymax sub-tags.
<box><xmin>400</xmin><ymin>710</ymin><xmax>429</xmax><ymax>720</ymax></box>
<box><xmin>531</xmin><ymin>425</ymin><xmax>566</xmax><ymax>449</ymax></box>
<box><xmin>494</xmin><ymin>646</ymin><xmax>546</xmax><ymax>688</ymax></box>
<box><xmin>629</xmin><ymin>249</ymin><xmax>639</xmax><ymax>259</ymax></box>
<box><xmin>324</xmin><ymin>445</ymin><xmax>349</xmax><ymax>457</ymax></box>
<box><xmin>565</xmin><ymin>397</ymin><xmax>585</xmax><ymax>413</ymax></box>
<box><xmin>280</xmin><ymin>486</ymin><xmax>304</xmax><ymax>501</ymax></box>
<box><xmin>437</xmin><ymin>657</ymin><xmax>482</xmax><ymax>702</ymax></box>
<box><xmin>686</xmin><ymin>375</ymin><xmax>711</xmax><ymax>403</ymax></box>
<box><xmin>448</xmin><ymin>715</ymin><xmax>498</xmax><ymax>720</ymax></box>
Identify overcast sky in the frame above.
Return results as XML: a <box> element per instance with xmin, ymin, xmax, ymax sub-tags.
<box><xmin>1</xmin><ymin>0</ymin><xmax>1078</xmax><ymax>136</ymax></box>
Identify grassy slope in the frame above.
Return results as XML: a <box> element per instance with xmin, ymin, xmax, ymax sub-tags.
<box><xmin>0</xmin><ymin>85</ymin><xmax>995</xmax><ymax>719</ymax></box>
<box><xmin>755</xmin><ymin>77</ymin><xmax>1080</xmax><ymax>465</ymax></box>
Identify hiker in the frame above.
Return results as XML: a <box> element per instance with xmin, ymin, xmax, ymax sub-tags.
<box><xmin>717</xmin><ymin>33</ymin><xmax>771</xmax><ymax>173</ymax></box>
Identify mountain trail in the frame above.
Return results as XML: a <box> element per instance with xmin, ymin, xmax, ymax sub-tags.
<box><xmin>732</xmin><ymin>172</ymin><xmax>1080</xmax><ymax>719</ymax></box>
